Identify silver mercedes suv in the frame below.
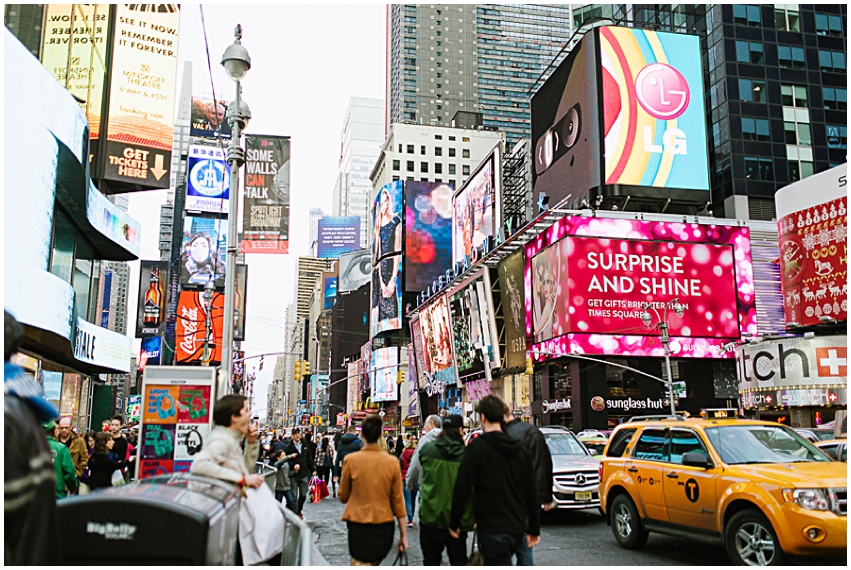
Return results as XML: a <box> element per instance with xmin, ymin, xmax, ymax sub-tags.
<box><xmin>542</xmin><ymin>427</ymin><xmax>601</xmax><ymax>510</ymax></box>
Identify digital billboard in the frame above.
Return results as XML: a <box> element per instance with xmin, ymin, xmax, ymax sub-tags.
<box><xmin>339</xmin><ymin>249</ymin><xmax>371</xmax><ymax>293</ymax></box>
<box><xmin>139</xmin><ymin>336</ymin><xmax>162</xmax><ymax>372</ymax></box>
<box><xmin>599</xmin><ymin>26</ymin><xmax>709</xmax><ymax>191</ymax></box>
<box><xmin>242</xmin><ymin>135</ymin><xmax>290</xmax><ymax>254</ymax></box>
<box><xmin>181</xmin><ymin>216</ymin><xmax>227</xmax><ymax>287</ymax></box>
<box><xmin>371</xmin><ymin>181</ymin><xmax>404</xmax><ymax>337</ymax></box>
<box><xmin>101</xmin><ymin>4</ymin><xmax>180</xmax><ymax>189</ymax></box>
<box><xmin>405</xmin><ymin>181</ymin><xmax>454</xmax><ymax>293</ymax></box>
<box><xmin>324</xmin><ymin>277</ymin><xmax>338</xmax><ymax>310</ymax></box>
<box><xmin>449</xmin><ymin>271</ymin><xmax>501</xmax><ymax>382</ymax></box>
<box><xmin>190</xmin><ymin>97</ymin><xmax>232</xmax><ymax>138</ymax></box>
<box><xmin>452</xmin><ymin>145</ymin><xmax>501</xmax><ymax>266</ymax></box>
<box><xmin>525</xmin><ymin>216</ymin><xmax>757</xmax><ymax>359</ymax></box>
<box><xmin>185</xmin><ymin>145</ymin><xmax>229</xmax><ymax>214</ymax></box>
<box><xmin>370</xmin><ymin>347</ymin><xmax>399</xmax><ymax>402</ymax></box>
<box><xmin>175</xmin><ymin>291</ymin><xmax>224</xmax><ymax>364</ymax></box>
<box><xmin>419</xmin><ymin>294</ymin><xmax>458</xmax><ymax>384</ymax></box>
<box><xmin>776</xmin><ymin>164</ymin><xmax>847</xmax><ymax>328</ymax></box>
<box><xmin>136</xmin><ymin>261</ymin><xmax>169</xmax><ymax>338</ymax></box>
<box><xmin>317</xmin><ymin>216</ymin><xmax>361</xmax><ymax>258</ymax></box>
<box><xmin>409</xmin><ymin>317</ymin><xmax>429</xmax><ymax>390</ymax></box>
<box><xmin>498</xmin><ymin>250</ymin><xmax>527</xmax><ymax>369</ymax></box>
<box><xmin>531</xmin><ymin>29</ymin><xmax>600</xmax><ymax>209</ymax></box>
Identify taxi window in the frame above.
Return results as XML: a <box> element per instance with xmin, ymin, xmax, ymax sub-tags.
<box><xmin>606</xmin><ymin>428</ymin><xmax>636</xmax><ymax>457</ymax></box>
<box><xmin>632</xmin><ymin>428</ymin><xmax>668</xmax><ymax>461</ymax></box>
<box><xmin>840</xmin><ymin>445</ymin><xmax>847</xmax><ymax>463</ymax></box>
<box><xmin>820</xmin><ymin>444</ymin><xmax>838</xmax><ymax>460</ymax></box>
<box><xmin>670</xmin><ymin>429</ymin><xmax>709</xmax><ymax>464</ymax></box>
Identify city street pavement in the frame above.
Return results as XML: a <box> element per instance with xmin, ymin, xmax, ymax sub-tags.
<box><xmin>302</xmin><ymin>494</ymin><xmax>846</xmax><ymax>566</ymax></box>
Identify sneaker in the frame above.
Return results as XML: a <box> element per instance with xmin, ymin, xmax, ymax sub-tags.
<box><xmin>407</xmin><ymin>521</ymin><xmax>414</xmax><ymax>528</ymax></box>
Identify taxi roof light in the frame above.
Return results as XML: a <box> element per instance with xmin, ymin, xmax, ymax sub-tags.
<box><xmin>700</xmin><ymin>408</ymin><xmax>739</xmax><ymax>419</ymax></box>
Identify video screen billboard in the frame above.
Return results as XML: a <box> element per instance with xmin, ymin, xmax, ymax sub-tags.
<box><xmin>370</xmin><ymin>347</ymin><xmax>399</xmax><ymax>402</ymax></box>
<box><xmin>324</xmin><ymin>277</ymin><xmax>338</xmax><ymax>310</ymax></box>
<box><xmin>450</xmin><ymin>282</ymin><xmax>486</xmax><ymax>382</ymax></box>
<box><xmin>190</xmin><ymin>97</ymin><xmax>232</xmax><ymax>138</ymax></box>
<box><xmin>139</xmin><ymin>336</ymin><xmax>162</xmax><ymax>372</ymax></box>
<box><xmin>317</xmin><ymin>216</ymin><xmax>361</xmax><ymax>258</ymax></box>
<box><xmin>101</xmin><ymin>4</ymin><xmax>179</xmax><ymax>189</ymax></box>
<box><xmin>185</xmin><ymin>145</ymin><xmax>230</xmax><ymax>214</ymax></box>
<box><xmin>175</xmin><ymin>291</ymin><xmax>224</xmax><ymax>364</ymax></box>
<box><xmin>136</xmin><ymin>261</ymin><xmax>169</xmax><ymax>338</ymax></box>
<box><xmin>181</xmin><ymin>216</ymin><xmax>227</xmax><ymax>287</ymax></box>
<box><xmin>498</xmin><ymin>250</ymin><xmax>527</xmax><ymax>369</ymax></box>
<box><xmin>452</xmin><ymin>145</ymin><xmax>501</xmax><ymax>266</ymax></box>
<box><xmin>409</xmin><ymin>317</ymin><xmax>429</xmax><ymax>390</ymax></box>
<box><xmin>242</xmin><ymin>135</ymin><xmax>290</xmax><ymax>254</ymax></box>
<box><xmin>339</xmin><ymin>249</ymin><xmax>371</xmax><ymax>293</ymax></box>
<box><xmin>405</xmin><ymin>181</ymin><xmax>454</xmax><ymax>293</ymax></box>
<box><xmin>525</xmin><ymin>216</ymin><xmax>756</xmax><ymax>359</ymax></box>
<box><xmin>531</xmin><ymin>29</ymin><xmax>600</xmax><ymax>209</ymax></box>
<box><xmin>599</xmin><ymin>26</ymin><xmax>709</xmax><ymax>191</ymax></box>
<box><xmin>371</xmin><ymin>181</ymin><xmax>404</xmax><ymax>337</ymax></box>
<box><xmin>419</xmin><ymin>294</ymin><xmax>458</xmax><ymax>384</ymax></box>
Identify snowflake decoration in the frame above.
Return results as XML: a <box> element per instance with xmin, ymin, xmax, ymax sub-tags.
<box><xmin>833</xmin><ymin>223</ymin><xmax>846</xmax><ymax>243</ymax></box>
<box><xmin>817</xmin><ymin>228</ymin><xmax>832</xmax><ymax>247</ymax></box>
<box><xmin>802</xmin><ymin>232</ymin><xmax>817</xmax><ymax>251</ymax></box>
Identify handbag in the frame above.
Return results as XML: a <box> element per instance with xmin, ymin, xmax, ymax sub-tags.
<box><xmin>392</xmin><ymin>549</ymin><xmax>408</xmax><ymax>566</ymax></box>
<box><xmin>467</xmin><ymin>532</ymin><xmax>483</xmax><ymax>566</ymax></box>
<box><xmin>111</xmin><ymin>469</ymin><xmax>126</xmax><ymax>486</ymax></box>
<box><xmin>317</xmin><ymin>478</ymin><xmax>330</xmax><ymax>500</ymax></box>
<box><xmin>239</xmin><ymin>484</ymin><xmax>284</xmax><ymax>565</ymax></box>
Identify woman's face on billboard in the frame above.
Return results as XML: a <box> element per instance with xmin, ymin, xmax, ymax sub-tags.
<box><xmin>190</xmin><ymin>236</ymin><xmax>211</xmax><ymax>263</ymax></box>
<box><xmin>380</xmin><ymin>190</ymin><xmax>390</xmax><ymax>216</ymax></box>
<box><xmin>537</xmin><ymin>261</ymin><xmax>554</xmax><ymax>297</ymax></box>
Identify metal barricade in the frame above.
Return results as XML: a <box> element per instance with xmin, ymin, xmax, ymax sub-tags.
<box><xmin>280</xmin><ymin>505</ymin><xmax>313</xmax><ymax>566</ymax></box>
<box><xmin>254</xmin><ymin>461</ymin><xmax>277</xmax><ymax>492</ymax></box>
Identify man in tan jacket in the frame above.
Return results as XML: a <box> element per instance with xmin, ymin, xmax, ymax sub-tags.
<box><xmin>339</xmin><ymin>414</ymin><xmax>408</xmax><ymax>565</ymax></box>
<box><xmin>57</xmin><ymin>417</ymin><xmax>88</xmax><ymax>487</ymax></box>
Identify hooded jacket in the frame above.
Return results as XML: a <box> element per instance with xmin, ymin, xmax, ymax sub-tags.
<box><xmin>334</xmin><ymin>433</ymin><xmax>362</xmax><ymax>472</ymax></box>
<box><xmin>418</xmin><ymin>435</ymin><xmax>475</xmax><ymax>531</ymax></box>
<box><xmin>404</xmin><ymin>426</ymin><xmax>440</xmax><ymax>488</ymax></box>
<box><xmin>504</xmin><ymin>418</ymin><xmax>554</xmax><ymax>505</ymax></box>
<box><xmin>449</xmin><ymin>431</ymin><xmax>540</xmax><ymax>537</ymax></box>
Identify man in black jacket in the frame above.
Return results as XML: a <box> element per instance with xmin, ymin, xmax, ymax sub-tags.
<box><xmin>334</xmin><ymin>426</ymin><xmax>362</xmax><ymax>483</ymax></box>
<box><xmin>284</xmin><ymin>428</ymin><xmax>314</xmax><ymax>518</ymax></box>
<box><xmin>504</xmin><ymin>408</ymin><xmax>554</xmax><ymax>565</ymax></box>
<box><xmin>449</xmin><ymin>395</ymin><xmax>540</xmax><ymax>565</ymax></box>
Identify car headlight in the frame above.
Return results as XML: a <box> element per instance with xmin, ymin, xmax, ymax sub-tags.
<box><xmin>781</xmin><ymin>488</ymin><xmax>831</xmax><ymax>511</ymax></box>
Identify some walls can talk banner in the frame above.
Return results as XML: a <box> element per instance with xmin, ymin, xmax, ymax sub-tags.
<box><xmin>242</xmin><ymin>135</ymin><xmax>290</xmax><ymax>253</ymax></box>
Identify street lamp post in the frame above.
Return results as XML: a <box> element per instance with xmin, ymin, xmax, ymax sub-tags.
<box><xmin>640</xmin><ymin>298</ymin><xmax>685</xmax><ymax>416</ymax></box>
<box><xmin>220</xmin><ymin>24</ymin><xmax>251</xmax><ymax>397</ymax></box>
<box><xmin>202</xmin><ymin>278</ymin><xmax>215</xmax><ymax>366</ymax></box>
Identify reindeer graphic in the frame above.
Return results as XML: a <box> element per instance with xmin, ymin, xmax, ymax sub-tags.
<box><xmin>815</xmin><ymin>284</ymin><xmax>828</xmax><ymax>300</ymax></box>
<box><xmin>828</xmin><ymin>282</ymin><xmax>842</xmax><ymax>297</ymax></box>
<box><xmin>792</xmin><ymin>290</ymin><xmax>801</xmax><ymax>305</ymax></box>
<box><xmin>802</xmin><ymin>286</ymin><xmax>815</xmax><ymax>302</ymax></box>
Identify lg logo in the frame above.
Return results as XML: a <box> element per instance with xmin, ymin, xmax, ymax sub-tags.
<box><xmin>636</xmin><ymin>63</ymin><xmax>691</xmax><ymax>156</ymax></box>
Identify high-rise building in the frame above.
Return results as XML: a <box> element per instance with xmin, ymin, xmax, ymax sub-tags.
<box><xmin>386</xmin><ymin>4</ymin><xmax>572</xmax><ymax>146</ymax></box>
<box><xmin>333</xmin><ymin>97</ymin><xmax>385</xmax><ymax>247</ymax></box>
<box><xmin>4</xmin><ymin>4</ymin><xmax>43</xmax><ymax>58</ymax></box>
<box><xmin>295</xmin><ymin>256</ymin><xmax>334</xmax><ymax>319</ymax></box>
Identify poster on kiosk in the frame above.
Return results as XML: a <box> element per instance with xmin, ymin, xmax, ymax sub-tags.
<box><xmin>136</xmin><ymin>366</ymin><xmax>216</xmax><ymax>479</ymax></box>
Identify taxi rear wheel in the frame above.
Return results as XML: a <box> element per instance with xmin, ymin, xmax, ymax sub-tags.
<box><xmin>610</xmin><ymin>494</ymin><xmax>648</xmax><ymax>549</ymax></box>
<box><xmin>724</xmin><ymin>509</ymin><xmax>786</xmax><ymax>566</ymax></box>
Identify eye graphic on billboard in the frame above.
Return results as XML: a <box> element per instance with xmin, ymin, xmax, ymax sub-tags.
<box><xmin>525</xmin><ymin>216</ymin><xmax>756</xmax><ymax>359</ymax></box>
<box><xmin>242</xmin><ymin>135</ymin><xmax>291</xmax><ymax>254</ymax></box>
<box><xmin>181</xmin><ymin>216</ymin><xmax>227</xmax><ymax>288</ymax></box>
<box><xmin>101</xmin><ymin>4</ymin><xmax>180</xmax><ymax>189</ymax></box>
<box><xmin>599</xmin><ymin>26</ymin><xmax>709</xmax><ymax>191</ymax></box>
<box><xmin>317</xmin><ymin>216</ymin><xmax>361</xmax><ymax>258</ymax></box>
<box><xmin>531</xmin><ymin>31</ymin><xmax>601</xmax><ymax>210</ymax></box>
<box><xmin>190</xmin><ymin>97</ymin><xmax>232</xmax><ymax>138</ymax></box>
<box><xmin>371</xmin><ymin>181</ymin><xmax>404</xmax><ymax>337</ymax></box>
<box><xmin>370</xmin><ymin>347</ymin><xmax>399</xmax><ymax>402</ymax></box>
<box><xmin>339</xmin><ymin>249</ymin><xmax>371</xmax><ymax>293</ymax></box>
<box><xmin>175</xmin><ymin>291</ymin><xmax>224</xmax><ymax>364</ymax></box>
<box><xmin>405</xmin><ymin>181</ymin><xmax>454</xmax><ymax>293</ymax></box>
<box><xmin>136</xmin><ymin>261</ymin><xmax>170</xmax><ymax>338</ymax></box>
<box><xmin>185</xmin><ymin>145</ymin><xmax>229</xmax><ymax>214</ymax></box>
<box><xmin>418</xmin><ymin>294</ymin><xmax>458</xmax><ymax>385</ymax></box>
<box><xmin>452</xmin><ymin>145</ymin><xmax>501</xmax><ymax>267</ymax></box>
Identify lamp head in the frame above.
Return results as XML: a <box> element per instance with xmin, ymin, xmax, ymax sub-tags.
<box><xmin>640</xmin><ymin>311</ymin><xmax>652</xmax><ymax>326</ymax></box>
<box><xmin>221</xmin><ymin>25</ymin><xmax>251</xmax><ymax>81</ymax></box>
<box><xmin>227</xmin><ymin>98</ymin><xmax>251</xmax><ymax>130</ymax></box>
<box><xmin>672</xmin><ymin>302</ymin><xmax>684</xmax><ymax>318</ymax></box>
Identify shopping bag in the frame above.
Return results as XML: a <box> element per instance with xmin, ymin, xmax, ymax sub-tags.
<box><xmin>239</xmin><ymin>484</ymin><xmax>284</xmax><ymax>565</ymax></box>
<box><xmin>467</xmin><ymin>532</ymin><xmax>483</xmax><ymax>566</ymax></box>
<box><xmin>393</xmin><ymin>549</ymin><xmax>408</xmax><ymax>566</ymax></box>
<box><xmin>317</xmin><ymin>479</ymin><xmax>330</xmax><ymax>500</ymax></box>
<box><xmin>111</xmin><ymin>470</ymin><xmax>126</xmax><ymax>486</ymax></box>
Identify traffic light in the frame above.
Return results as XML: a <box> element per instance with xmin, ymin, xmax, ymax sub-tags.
<box><xmin>397</xmin><ymin>367</ymin><xmax>406</xmax><ymax>385</ymax></box>
<box><xmin>294</xmin><ymin>360</ymin><xmax>302</xmax><ymax>381</ymax></box>
<box><xmin>303</xmin><ymin>360</ymin><xmax>311</xmax><ymax>377</ymax></box>
<box><xmin>259</xmin><ymin>356</ymin><xmax>264</xmax><ymax>371</ymax></box>
<box><xmin>525</xmin><ymin>356</ymin><xmax>534</xmax><ymax>376</ymax></box>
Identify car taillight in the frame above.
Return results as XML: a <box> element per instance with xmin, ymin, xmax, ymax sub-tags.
<box><xmin>598</xmin><ymin>461</ymin><xmax>603</xmax><ymax>480</ymax></box>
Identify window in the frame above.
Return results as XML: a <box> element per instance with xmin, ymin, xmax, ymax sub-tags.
<box><xmin>421</xmin><ymin>178</ymin><xmax>428</xmax><ymax>182</ymax></box>
<box><xmin>462</xmin><ymin>164</ymin><xmax>470</xmax><ymax>175</ymax></box>
<box><xmin>744</xmin><ymin>157</ymin><xmax>774</xmax><ymax>181</ymax></box>
<box><xmin>449</xmin><ymin>147</ymin><xmax>456</xmax><ymax>157</ymax></box>
<box><xmin>784</xmin><ymin>110</ymin><xmax>811</xmax><ymax>146</ymax></box>
<box><xmin>815</xmin><ymin>13</ymin><xmax>844</xmax><ymax>37</ymax></box>
<box><xmin>435</xmin><ymin>163</ymin><xmax>442</xmax><ymax>174</ymax></box>
<box><xmin>778</xmin><ymin>45</ymin><xmax>805</xmax><ymax>69</ymax></box>
<box><xmin>823</xmin><ymin>87</ymin><xmax>847</xmax><ymax>111</ymax></box>
<box><xmin>605</xmin><ymin>428</ymin><xmax>637</xmax><ymax>458</ymax></box>
<box><xmin>436</xmin><ymin>72</ymin><xmax>442</xmax><ymax>78</ymax></box>
<box><xmin>434</xmin><ymin>147</ymin><xmax>442</xmax><ymax>156</ymax></box>
<box><xmin>436</xmin><ymin>62</ymin><xmax>442</xmax><ymax>68</ymax></box>
<box><xmin>632</xmin><ymin>429</ymin><xmax>668</xmax><ymax>461</ymax></box>
<box><xmin>827</xmin><ymin>125</ymin><xmax>847</xmax><ymax>149</ymax></box>
<box><xmin>788</xmin><ymin>159</ymin><xmax>814</xmax><ymax>182</ymax></box>
<box><xmin>462</xmin><ymin>137</ymin><xmax>470</xmax><ymax>142</ymax></box>
<box><xmin>392</xmin><ymin>159</ymin><xmax>400</xmax><ymax>171</ymax></box>
<box><xmin>434</xmin><ymin>134</ymin><xmax>442</xmax><ymax>140</ymax></box>
<box><xmin>742</xmin><ymin>117</ymin><xmax>771</xmax><ymax>141</ymax></box>
<box><xmin>398</xmin><ymin>144</ymin><xmax>402</xmax><ymax>152</ymax></box>
<box><xmin>774</xmin><ymin>5</ymin><xmax>800</xmax><ymax>32</ymax></box>
<box><xmin>420</xmin><ymin>161</ymin><xmax>428</xmax><ymax>173</ymax></box>
<box><xmin>739</xmin><ymin>78</ymin><xmax>766</xmax><ymax>102</ymax></box>
<box><xmin>448</xmin><ymin>136</ymin><xmax>455</xmax><ymax>141</ymax></box>
<box><xmin>407</xmin><ymin>144</ymin><xmax>414</xmax><ymax>154</ymax></box>
<box><xmin>421</xmin><ymin>145</ymin><xmax>426</xmax><ymax>155</ymax></box>
<box><xmin>781</xmin><ymin>85</ymin><xmax>807</xmax><ymax>107</ymax></box>
<box><xmin>436</xmin><ymin>51</ymin><xmax>442</xmax><ymax>57</ymax></box>
<box><xmin>436</xmin><ymin>30</ymin><xmax>442</xmax><ymax>36</ymax></box>
<box><xmin>734</xmin><ymin>5</ymin><xmax>761</xmax><ymax>26</ymax></box>
<box><xmin>392</xmin><ymin>175</ymin><xmax>400</xmax><ymax>182</ymax></box>
<box><xmin>406</xmin><ymin>160</ymin><xmax>414</xmax><ymax>172</ymax></box>
<box><xmin>819</xmin><ymin>50</ymin><xmax>846</xmax><ymax>72</ymax></box>
<box><xmin>449</xmin><ymin>164</ymin><xmax>456</xmax><ymax>175</ymax></box>
<box><xmin>462</xmin><ymin>149</ymin><xmax>470</xmax><ymax>158</ymax></box>
<box><xmin>670</xmin><ymin>430</ymin><xmax>710</xmax><ymax>465</ymax></box>
<box><xmin>435</xmin><ymin>178</ymin><xmax>442</xmax><ymax>183</ymax></box>
<box><xmin>736</xmin><ymin>41</ymin><xmax>764</xmax><ymax>64</ymax></box>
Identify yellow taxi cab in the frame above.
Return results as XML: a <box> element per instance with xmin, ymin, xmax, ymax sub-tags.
<box><xmin>599</xmin><ymin>409</ymin><xmax>846</xmax><ymax>566</ymax></box>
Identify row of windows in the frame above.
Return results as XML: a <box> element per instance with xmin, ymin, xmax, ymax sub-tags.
<box><xmin>737</xmin><ymin>79</ymin><xmax>847</xmax><ymax>110</ymax></box>
<box><xmin>396</xmin><ymin>144</ymin><xmax>470</xmax><ymax>158</ymax></box>
<box><xmin>392</xmin><ymin>160</ymin><xmax>470</xmax><ymax>176</ymax></box>
<box><xmin>735</xmin><ymin>5</ymin><xmax>844</xmax><ymax>37</ymax></box>
<box><xmin>734</xmin><ymin>41</ymin><xmax>846</xmax><ymax>72</ymax></box>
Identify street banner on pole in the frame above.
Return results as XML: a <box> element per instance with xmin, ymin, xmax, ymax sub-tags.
<box><xmin>242</xmin><ymin>135</ymin><xmax>290</xmax><ymax>253</ymax></box>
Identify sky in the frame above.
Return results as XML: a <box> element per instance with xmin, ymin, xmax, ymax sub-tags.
<box><xmin>126</xmin><ymin>4</ymin><xmax>387</xmax><ymax>418</ymax></box>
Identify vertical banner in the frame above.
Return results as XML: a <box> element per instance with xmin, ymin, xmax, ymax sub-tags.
<box><xmin>102</xmin><ymin>4</ymin><xmax>180</xmax><ymax>189</ymax></box>
<box><xmin>371</xmin><ymin>347</ymin><xmax>399</xmax><ymax>402</ymax></box>
<box><xmin>185</xmin><ymin>145</ymin><xmax>230</xmax><ymax>214</ymax></box>
<box><xmin>242</xmin><ymin>135</ymin><xmax>291</xmax><ymax>253</ymax></box>
<box><xmin>136</xmin><ymin>261</ymin><xmax>170</xmax><ymax>338</ymax></box>
<box><xmin>497</xmin><ymin>250</ymin><xmax>527</xmax><ymax>369</ymax></box>
<box><xmin>371</xmin><ymin>181</ymin><xmax>404</xmax><ymax>337</ymax></box>
<box><xmin>359</xmin><ymin>343</ymin><xmax>372</xmax><ymax>396</ymax></box>
<box><xmin>181</xmin><ymin>216</ymin><xmax>227</xmax><ymax>287</ymax></box>
<box><xmin>410</xmin><ymin>317</ymin><xmax>429</xmax><ymax>390</ymax></box>
<box><xmin>138</xmin><ymin>366</ymin><xmax>215</xmax><ymax>479</ymax></box>
<box><xmin>452</xmin><ymin>145</ymin><xmax>501</xmax><ymax>267</ymax></box>
<box><xmin>346</xmin><ymin>361</ymin><xmax>360</xmax><ymax>415</ymax></box>
<box><xmin>419</xmin><ymin>294</ymin><xmax>458</xmax><ymax>385</ymax></box>
<box><xmin>407</xmin><ymin>344</ymin><xmax>419</xmax><ymax>418</ymax></box>
<box><xmin>139</xmin><ymin>336</ymin><xmax>162</xmax><ymax>372</ymax></box>
<box><xmin>175</xmin><ymin>291</ymin><xmax>224</xmax><ymax>364</ymax></box>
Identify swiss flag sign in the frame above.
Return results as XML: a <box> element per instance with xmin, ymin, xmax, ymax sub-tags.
<box><xmin>815</xmin><ymin>347</ymin><xmax>847</xmax><ymax>377</ymax></box>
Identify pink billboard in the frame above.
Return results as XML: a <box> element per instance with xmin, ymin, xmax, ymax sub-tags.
<box><xmin>525</xmin><ymin>216</ymin><xmax>757</xmax><ymax>360</ymax></box>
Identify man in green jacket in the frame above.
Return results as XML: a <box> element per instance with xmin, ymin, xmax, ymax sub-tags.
<box><xmin>417</xmin><ymin>415</ymin><xmax>474</xmax><ymax>566</ymax></box>
<box><xmin>44</xmin><ymin>419</ymin><xmax>77</xmax><ymax>498</ymax></box>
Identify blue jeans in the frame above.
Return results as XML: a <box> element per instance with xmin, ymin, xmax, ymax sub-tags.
<box><xmin>403</xmin><ymin>484</ymin><xmax>419</xmax><ymax>523</ymax></box>
<box><xmin>477</xmin><ymin>531</ymin><xmax>523</xmax><ymax>566</ymax></box>
<box><xmin>513</xmin><ymin>533</ymin><xmax>534</xmax><ymax>565</ymax></box>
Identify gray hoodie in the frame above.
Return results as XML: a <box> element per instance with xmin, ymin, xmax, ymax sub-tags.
<box><xmin>405</xmin><ymin>427</ymin><xmax>441</xmax><ymax>489</ymax></box>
